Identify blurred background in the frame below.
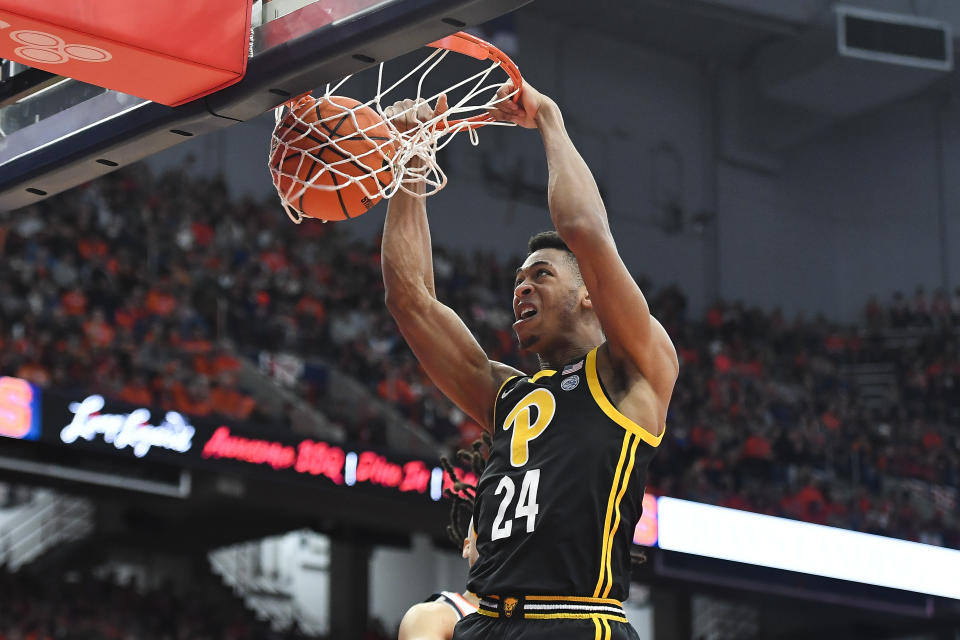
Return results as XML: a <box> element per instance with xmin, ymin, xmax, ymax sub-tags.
<box><xmin>2</xmin><ymin>0</ymin><xmax>960</xmax><ymax>638</ymax></box>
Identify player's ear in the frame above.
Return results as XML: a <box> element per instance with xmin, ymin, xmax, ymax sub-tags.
<box><xmin>580</xmin><ymin>289</ymin><xmax>593</xmax><ymax>310</ymax></box>
<box><xmin>462</xmin><ymin>539</ymin><xmax>470</xmax><ymax>559</ymax></box>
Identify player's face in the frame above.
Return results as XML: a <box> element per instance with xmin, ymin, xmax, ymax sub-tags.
<box><xmin>513</xmin><ymin>249</ymin><xmax>581</xmax><ymax>352</ymax></box>
<box><xmin>462</xmin><ymin>521</ymin><xmax>479</xmax><ymax>567</ymax></box>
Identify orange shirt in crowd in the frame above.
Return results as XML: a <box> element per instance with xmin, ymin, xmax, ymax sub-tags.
<box><xmin>172</xmin><ymin>384</ymin><xmax>213</xmax><ymax>417</ymax></box>
<box><xmin>61</xmin><ymin>290</ymin><xmax>87</xmax><ymax>316</ymax></box>
<box><xmin>192</xmin><ymin>221</ymin><xmax>214</xmax><ymax>246</ymax></box>
<box><xmin>742</xmin><ymin>434</ymin><xmax>772</xmax><ymax>459</ymax></box>
<box><xmin>145</xmin><ymin>289</ymin><xmax>176</xmax><ymax>316</ymax></box>
<box><xmin>821</xmin><ymin>410</ymin><xmax>841</xmax><ymax>431</ymax></box>
<box><xmin>210</xmin><ymin>352</ymin><xmax>241</xmax><ymax>376</ymax></box>
<box><xmin>260</xmin><ymin>250</ymin><xmax>289</xmax><ymax>272</ymax></box>
<box><xmin>377</xmin><ymin>376</ymin><xmax>416</xmax><ymax>407</ymax></box>
<box><xmin>114</xmin><ymin>304</ymin><xmax>144</xmax><ymax>330</ymax></box>
<box><xmin>211</xmin><ymin>387</ymin><xmax>256</xmax><ymax>420</ymax></box>
<box><xmin>179</xmin><ymin>337</ymin><xmax>212</xmax><ymax>355</ymax></box>
<box><xmin>119</xmin><ymin>382</ymin><xmax>153</xmax><ymax>407</ymax></box>
<box><xmin>922</xmin><ymin>430</ymin><xmax>943</xmax><ymax>450</ymax></box>
<box><xmin>795</xmin><ymin>484</ymin><xmax>825</xmax><ymax>519</ymax></box>
<box><xmin>78</xmin><ymin>238</ymin><xmax>108</xmax><ymax>260</ymax></box>
<box><xmin>16</xmin><ymin>362</ymin><xmax>51</xmax><ymax>386</ymax></box>
<box><xmin>296</xmin><ymin>296</ymin><xmax>326</xmax><ymax>323</ymax></box>
<box><xmin>83</xmin><ymin>319</ymin><xmax>116</xmax><ymax>348</ymax></box>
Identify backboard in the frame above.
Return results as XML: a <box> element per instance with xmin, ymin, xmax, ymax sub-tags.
<box><xmin>0</xmin><ymin>0</ymin><xmax>531</xmax><ymax>211</ymax></box>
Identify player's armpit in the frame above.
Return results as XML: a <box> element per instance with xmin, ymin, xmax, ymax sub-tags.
<box><xmin>398</xmin><ymin>602</ymin><xmax>459</xmax><ymax>640</ymax></box>
<box><xmin>386</xmin><ymin>292</ymin><xmax>523</xmax><ymax>432</ymax></box>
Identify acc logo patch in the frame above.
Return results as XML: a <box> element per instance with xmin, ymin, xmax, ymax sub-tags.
<box><xmin>560</xmin><ymin>375</ymin><xmax>579</xmax><ymax>391</ymax></box>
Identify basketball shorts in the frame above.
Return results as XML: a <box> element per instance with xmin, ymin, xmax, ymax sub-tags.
<box><xmin>452</xmin><ymin>595</ymin><xmax>640</xmax><ymax>640</ymax></box>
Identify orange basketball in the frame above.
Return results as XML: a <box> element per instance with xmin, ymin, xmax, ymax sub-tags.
<box><xmin>270</xmin><ymin>95</ymin><xmax>395</xmax><ymax>221</ymax></box>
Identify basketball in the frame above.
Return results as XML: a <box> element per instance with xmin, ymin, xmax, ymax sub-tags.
<box><xmin>270</xmin><ymin>95</ymin><xmax>396</xmax><ymax>222</ymax></box>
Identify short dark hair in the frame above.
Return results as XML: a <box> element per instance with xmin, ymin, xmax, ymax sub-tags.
<box><xmin>527</xmin><ymin>230</ymin><xmax>582</xmax><ymax>285</ymax></box>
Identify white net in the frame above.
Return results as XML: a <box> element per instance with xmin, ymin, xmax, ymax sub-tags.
<box><xmin>269</xmin><ymin>35</ymin><xmax>520</xmax><ymax>223</ymax></box>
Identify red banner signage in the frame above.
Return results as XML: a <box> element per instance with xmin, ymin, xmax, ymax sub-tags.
<box><xmin>201</xmin><ymin>426</ymin><xmax>475</xmax><ymax>501</ymax></box>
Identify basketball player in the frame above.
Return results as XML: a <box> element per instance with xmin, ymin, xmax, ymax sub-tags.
<box><xmin>397</xmin><ymin>523</ymin><xmax>479</xmax><ymax>640</ymax></box>
<box><xmin>382</xmin><ymin>79</ymin><xmax>678</xmax><ymax>640</ymax></box>
<box><xmin>398</xmin><ymin>443</ymin><xmax>487</xmax><ymax>640</ymax></box>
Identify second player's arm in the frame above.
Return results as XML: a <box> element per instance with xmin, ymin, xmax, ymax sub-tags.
<box><xmin>398</xmin><ymin>602</ymin><xmax>458</xmax><ymax>640</ymax></box>
<box><xmin>382</xmin><ymin>169</ymin><xmax>520</xmax><ymax>431</ymax></box>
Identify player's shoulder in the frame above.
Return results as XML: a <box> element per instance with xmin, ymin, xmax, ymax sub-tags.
<box><xmin>398</xmin><ymin>601</ymin><xmax>458</xmax><ymax>640</ymax></box>
<box><xmin>490</xmin><ymin>361</ymin><xmax>528</xmax><ymax>408</ymax></box>
<box><xmin>490</xmin><ymin>361</ymin><xmax>525</xmax><ymax>389</ymax></box>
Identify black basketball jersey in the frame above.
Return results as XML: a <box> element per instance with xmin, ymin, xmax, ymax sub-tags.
<box><xmin>466</xmin><ymin>346</ymin><xmax>663</xmax><ymax>601</ymax></box>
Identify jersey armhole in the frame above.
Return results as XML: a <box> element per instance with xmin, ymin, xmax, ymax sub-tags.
<box><xmin>586</xmin><ymin>347</ymin><xmax>666</xmax><ymax>448</ymax></box>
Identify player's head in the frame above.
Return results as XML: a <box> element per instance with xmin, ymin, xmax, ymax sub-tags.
<box><xmin>441</xmin><ymin>435</ymin><xmax>489</xmax><ymax>565</ymax></box>
<box><xmin>513</xmin><ymin>231</ymin><xmax>600</xmax><ymax>355</ymax></box>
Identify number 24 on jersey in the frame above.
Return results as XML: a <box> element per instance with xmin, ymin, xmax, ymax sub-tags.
<box><xmin>491</xmin><ymin>468</ymin><xmax>540</xmax><ymax>541</ymax></box>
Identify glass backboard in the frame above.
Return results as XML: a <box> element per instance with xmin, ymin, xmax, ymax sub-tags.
<box><xmin>0</xmin><ymin>0</ymin><xmax>531</xmax><ymax>210</ymax></box>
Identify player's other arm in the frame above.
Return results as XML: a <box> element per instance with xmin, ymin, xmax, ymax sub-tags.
<box><xmin>382</xmin><ymin>98</ymin><xmax>521</xmax><ymax>432</ymax></box>
<box><xmin>491</xmin><ymin>83</ymin><xmax>679</xmax><ymax>405</ymax></box>
<box><xmin>398</xmin><ymin>602</ymin><xmax>458</xmax><ymax>640</ymax></box>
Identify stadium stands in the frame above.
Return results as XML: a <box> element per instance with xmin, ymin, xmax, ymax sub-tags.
<box><xmin>2</xmin><ymin>164</ymin><xmax>957</xmax><ymax>550</ymax></box>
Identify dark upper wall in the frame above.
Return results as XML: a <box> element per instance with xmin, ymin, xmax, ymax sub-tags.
<box><xmin>147</xmin><ymin>5</ymin><xmax>960</xmax><ymax>322</ymax></box>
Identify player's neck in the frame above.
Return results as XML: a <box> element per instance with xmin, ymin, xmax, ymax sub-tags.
<box><xmin>536</xmin><ymin>344</ymin><xmax>595</xmax><ymax>370</ymax></box>
<box><xmin>462</xmin><ymin>591</ymin><xmax>480</xmax><ymax>606</ymax></box>
<box><xmin>535</xmin><ymin>319</ymin><xmax>604</xmax><ymax>370</ymax></box>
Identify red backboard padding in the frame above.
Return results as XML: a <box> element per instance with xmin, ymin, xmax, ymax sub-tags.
<box><xmin>0</xmin><ymin>0</ymin><xmax>251</xmax><ymax>106</ymax></box>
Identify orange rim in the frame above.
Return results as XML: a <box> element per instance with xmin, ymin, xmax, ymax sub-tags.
<box><xmin>426</xmin><ymin>31</ymin><xmax>522</xmax><ymax>129</ymax></box>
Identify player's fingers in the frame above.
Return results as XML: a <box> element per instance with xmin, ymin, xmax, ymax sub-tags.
<box><xmin>434</xmin><ymin>94</ymin><xmax>449</xmax><ymax>117</ymax></box>
<box><xmin>385</xmin><ymin>98</ymin><xmax>411</xmax><ymax>120</ymax></box>
<box><xmin>405</xmin><ymin>98</ymin><xmax>428</xmax><ymax>124</ymax></box>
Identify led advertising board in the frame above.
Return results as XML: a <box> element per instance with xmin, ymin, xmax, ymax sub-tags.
<box><xmin>42</xmin><ymin>391</ymin><xmax>473</xmax><ymax>502</ymax></box>
<box><xmin>0</xmin><ymin>376</ymin><xmax>41</xmax><ymax>441</ymax></box>
<box><xmin>635</xmin><ymin>496</ymin><xmax>960</xmax><ymax>600</ymax></box>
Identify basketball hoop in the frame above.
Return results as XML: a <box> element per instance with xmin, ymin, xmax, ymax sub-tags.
<box><xmin>269</xmin><ymin>31</ymin><xmax>522</xmax><ymax>223</ymax></box>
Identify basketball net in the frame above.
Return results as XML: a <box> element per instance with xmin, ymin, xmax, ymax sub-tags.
<box><xmin>270</xmin><ymin>32</ymin><xmax>520</xmax><ymax>224</ymax></box>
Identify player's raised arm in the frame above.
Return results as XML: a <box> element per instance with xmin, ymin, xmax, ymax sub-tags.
<box><xmin>381</xmin><ymin>98</ymin><xmax>521</xmax><ymax>431</ymax></box>
<box><xmin>490</xmin><ymin>82</ymin><xmax>678</xmax><ymax>412</ymax></box>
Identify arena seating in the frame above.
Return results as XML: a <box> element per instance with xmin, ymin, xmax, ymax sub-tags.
<box><xmin>4</xmin><ymin>164</ymin><xmax>958</xmax><ymax>550</ymax></box>
<box><xmin>0</xmin><ymin>569</ymin><xmax>395</xmax><ymax>640</ymax></box>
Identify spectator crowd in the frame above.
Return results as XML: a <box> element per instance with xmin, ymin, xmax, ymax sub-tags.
<box><xmin>1</xmin><ymin>163</ymin><xmax>958</xmax><ymax>551</ymax></box>
<box><xmin>0</xmin><ymin>570</ymin><xmax>393</xmax><ymax>640</ymax></box>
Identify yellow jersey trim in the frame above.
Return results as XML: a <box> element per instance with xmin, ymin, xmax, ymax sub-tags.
<box><xmin>603</xmin><ymin>435</ymin><xmax>641</xmax><ymax>597</ymax></box>
<box><xmin>524</xmin><ymin>613</ymin><xmax>628</xmax><ymax>623</ymax></box>
<box><xmin>593</xmin><ymin>433</ymin><xmax>632</xmax><ymax>597</ymax></box>
<box><xmin>480</xmin><ymin>609</ymin><xmax>627</xmax><ymax>624</ymax></box>
<box><xmin>593</xmin><ymin>618</ymin><xmax>602</xmax><ymax>640</ymax></box>
<box><xmin>530</xmin><ymin>369</ymin><xmax>557</xmax><ymax>382</ymax></box>
<box><xmin>585</xmin><ymin>347</ymin><xmax>664</xmax><ymax>448</ymax></box>
<box><xmin>604</xmin><ymin>616</ymin><xmax>614</xmax><ymax>638</ymax></box>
